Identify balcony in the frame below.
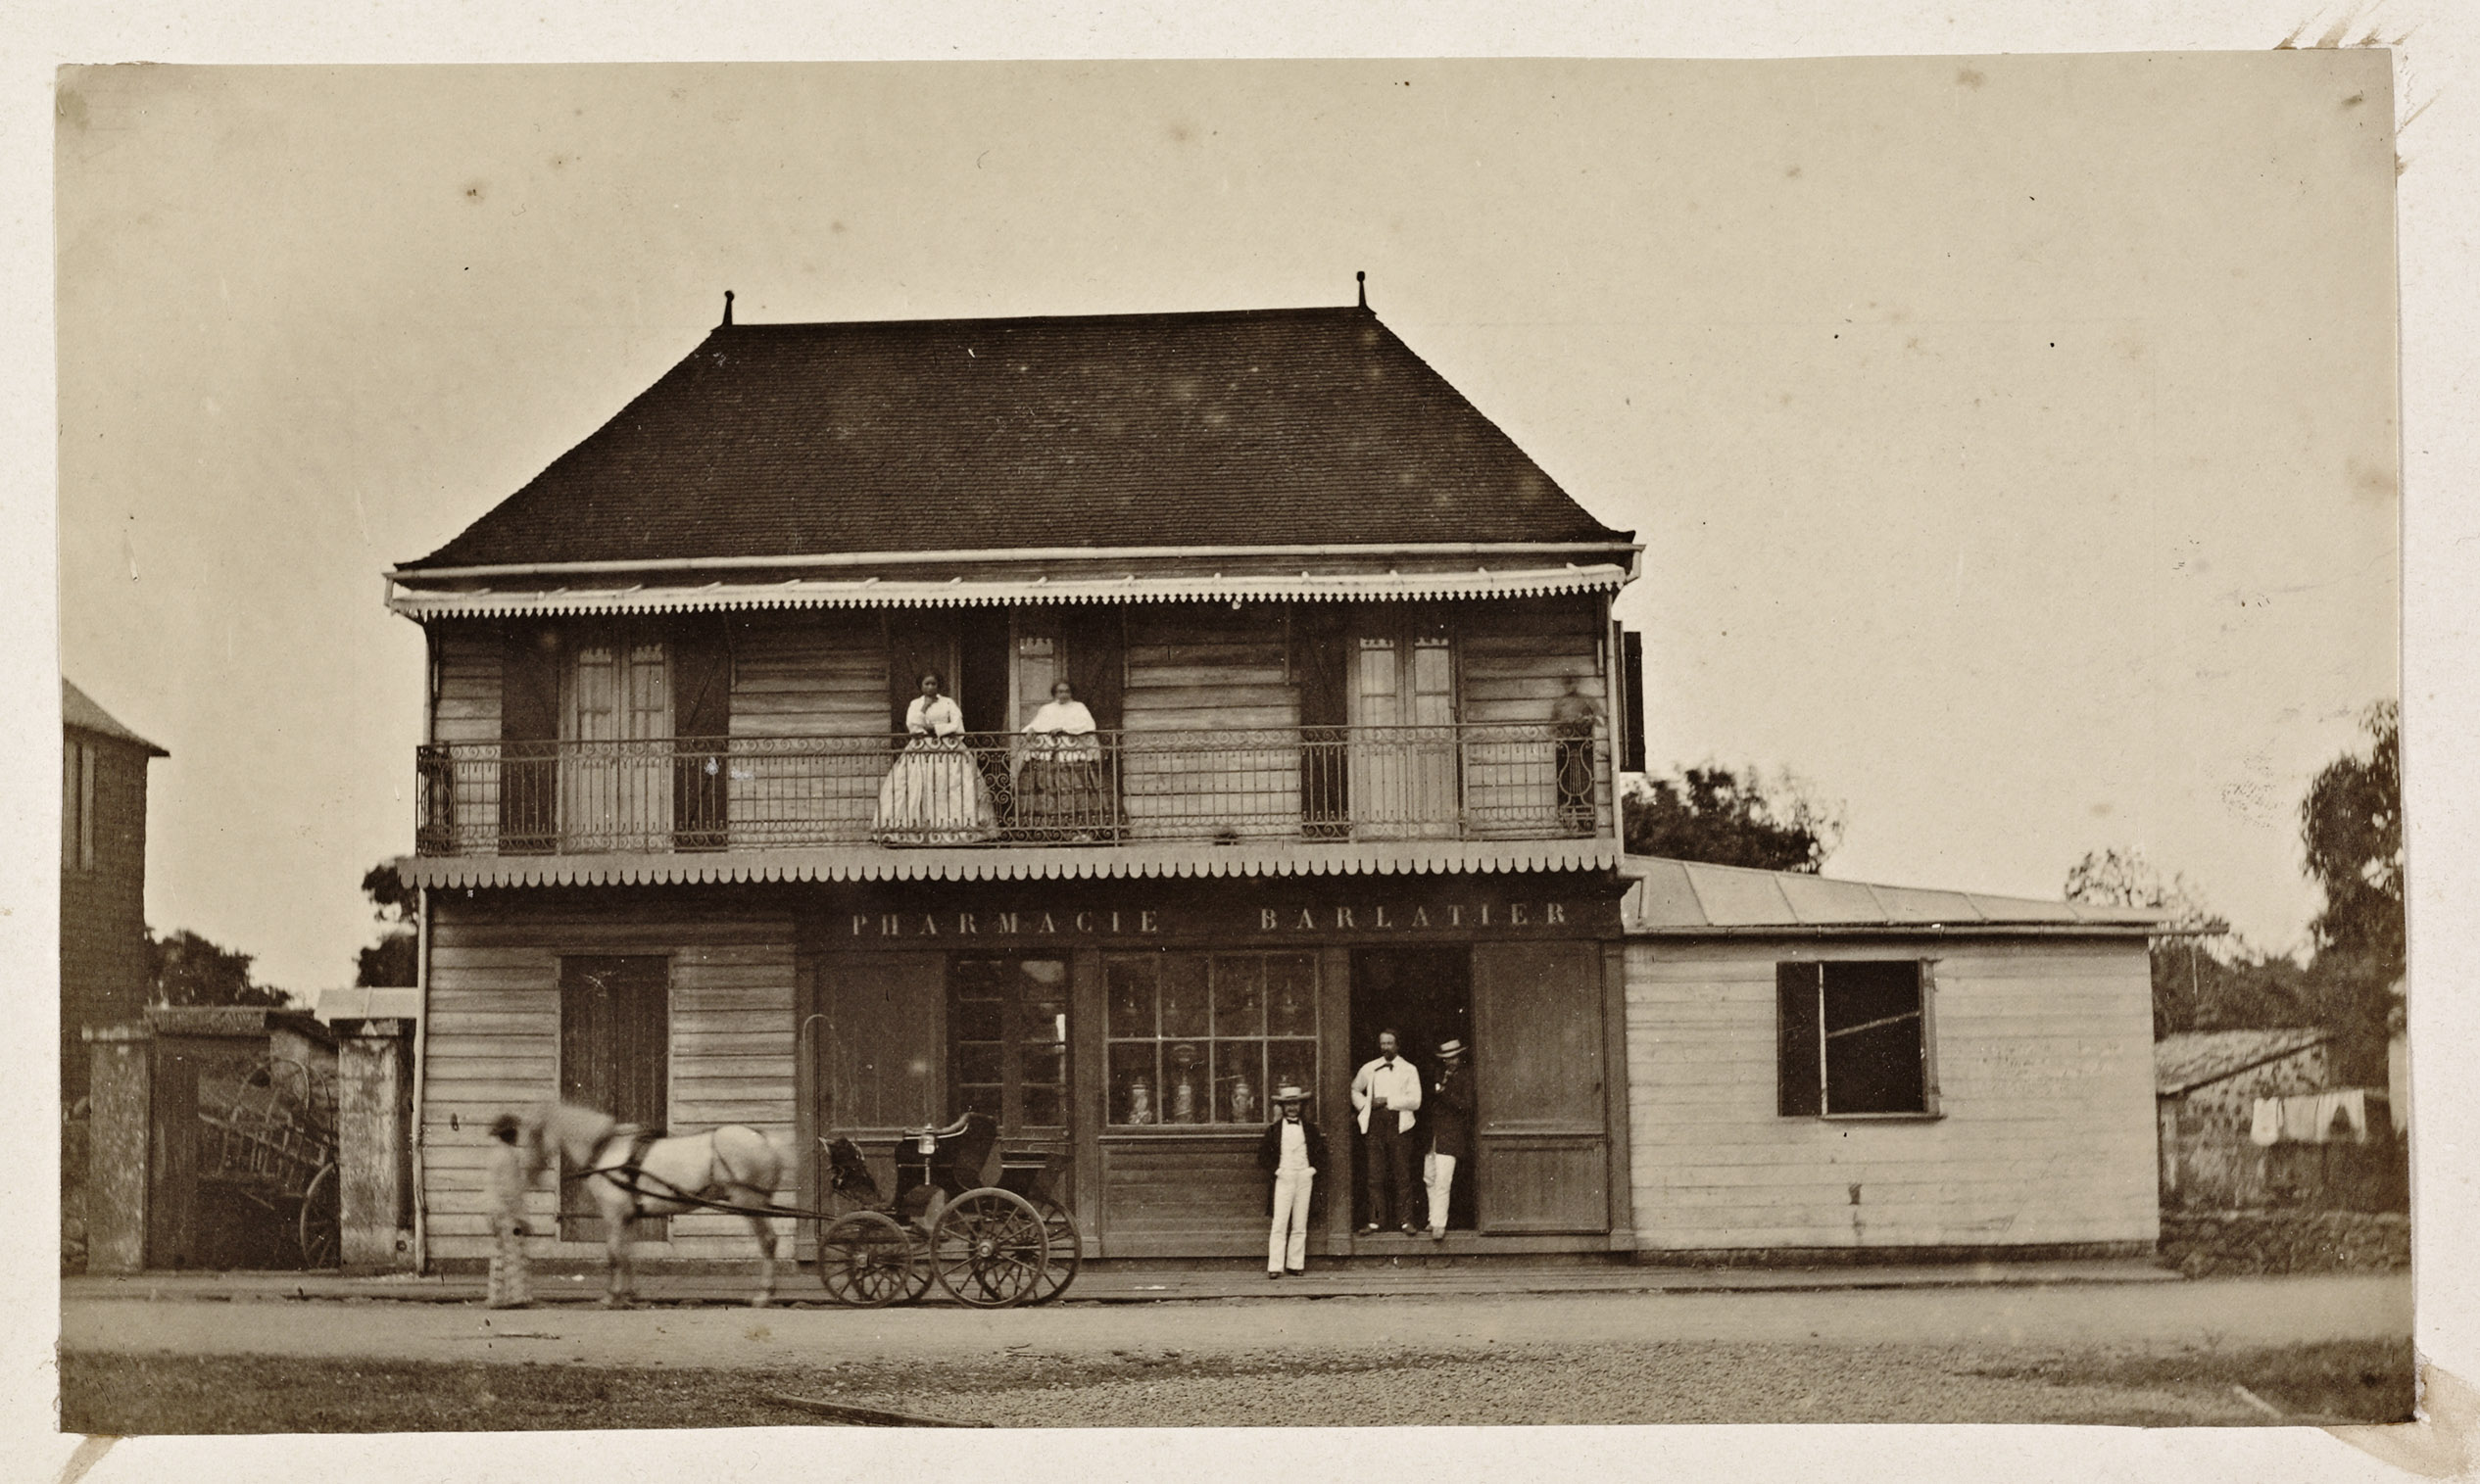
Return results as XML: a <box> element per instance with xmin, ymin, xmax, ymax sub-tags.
<box><xmin>413</xmin><ymin>725</ymin><xmax>1612</xmax><ymax>858</ymax></box>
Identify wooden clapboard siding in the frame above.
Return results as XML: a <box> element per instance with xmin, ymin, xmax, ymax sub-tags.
<box><xmin>1122</xmin><ymin>608</ymin><xmax>1300</xmax><ymax>840</ymax></box>
<box><xmin>420</xmin><ymin>895</ymin><xmax>798</xmax><ymax>1262</ymax></box>
<box><xmin>1460</xmin><ymin>599</ymin><xmax>1605</xmax><ymax>836</ymax></box>
<box><xmin>729</xmin><ymin>617</ymin><xmax>886</xmax><ymax>844</ymax></box>
<box><xmin>434</xmin><ymin>632</ymin><xmax>503</xmax><ymax>742</ymax></box>
<box><xmin>1621</xmin><ymin>936</ymin><xmax>2158</xmax><ymax>1253</ymax></box>
<box><xmin>433</xmin><ymin>630</ymin><xmax>503</xmax><ymax>833</ymax></box>
<box><xmin>1095</xmin><ymin>1134</ymin><xmax>1283</xmax><ymax>1258</ymax></box>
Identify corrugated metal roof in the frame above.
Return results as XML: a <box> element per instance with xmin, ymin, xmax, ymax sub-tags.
<box><xmin>63</xmin><ymin>680</ymin><xmax>167</xmax><ymax>756</ymax></box>
<box><xmin>1619</xmin><ymin>855</ymin><xmax>2160</xmax><ymax>934</ymax></box>
<box><xmin>311</xmin><ymin>986</ymin><xmax>422</xmax><ymax>1023</ymax></box>
<box><xmin>399</xmin><ymin>838</ymin><xmax>1623</xmax><ymax>890</ymax></box>
<box><xmin>387</xmin><ymin>562</ymin><xmax>1629</xmax><ymax>620</ymax></box>
<box><xmin>399</xmin><ymin>307</ymin><xmax>1630</xmax><ymax>573</ymax></box>
<box><xmin>2155</xmin><ymin>1029</ymin><xmax>2332</xmax><ymax>1096</ymax></box>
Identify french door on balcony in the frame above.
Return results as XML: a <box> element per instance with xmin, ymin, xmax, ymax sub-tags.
<box><xmin>1348</xmin><ymin>619</ymin><xmax>1460</xmax><ymax>839</ymax></box>
<box><xmin>563</xmin><ymin>640</ymin><xmax>673</xmax><ymax>850</ymax></box>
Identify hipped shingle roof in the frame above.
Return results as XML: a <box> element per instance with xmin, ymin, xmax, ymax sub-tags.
<box><xmin>403</xmin><ymin>306</ymin><xmax>1629</xmax><ymax>572</ymax></box>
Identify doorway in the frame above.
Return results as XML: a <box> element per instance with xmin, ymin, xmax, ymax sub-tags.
<box><xmin>1347</xmin><ymin>947</ymin><xmax>1476</xmax><ymax>1233</ymax></box>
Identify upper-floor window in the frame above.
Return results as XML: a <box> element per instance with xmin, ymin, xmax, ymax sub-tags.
<box><xmin>1776</xmin><ymin>960</ymin><xmax>1940</xmax><ymax>1118</ymax></box>
<box><xmin>63</xmin><ymin>741</ymin><xmax>95</xmax><ymax>871</ymax></box>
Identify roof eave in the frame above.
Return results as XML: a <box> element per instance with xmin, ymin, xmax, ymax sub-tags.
<box><xmin>389</xmin><ymin>538</ymin><xmax>1644</xmax><ymax>586</ymax></box>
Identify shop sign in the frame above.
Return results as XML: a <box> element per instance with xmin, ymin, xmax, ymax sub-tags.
<box><xmin>842</xmin><ymin>892</ymin><xmax>1614</xmax><ymax>940</ymax></box>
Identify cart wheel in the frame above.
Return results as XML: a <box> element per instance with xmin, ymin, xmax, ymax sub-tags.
<box><xmin>297</xmin><ymin>1164</ymin><xmax>340</xmax><ymax>1269</ymax></box>
<box><xmin>928</xmin><ymin>1188</ymin><xmax>1047</xmax><ymax>1309</ymax></box>
<box><xmin>818</xmin><ymin>1212</ymin><xmax>915</xmax><ymax>1309</ymax></box>
<box><xmin>1029</xmin><ymin>1200</ymin><xmax>1083</xmax><ymax>1306</ymax></box>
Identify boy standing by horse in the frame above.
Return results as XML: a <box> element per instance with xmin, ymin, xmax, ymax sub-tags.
<box><xmin>485</xmin><ymin>1113</ymin><xmax>533</xmax><ymax>1309</ymax></box>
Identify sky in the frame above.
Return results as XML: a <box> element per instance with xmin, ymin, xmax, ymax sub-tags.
<box><xmin>55</xmin><ymin>55</ymin><xmax>2400</xmax><ymax>994</ymax></box>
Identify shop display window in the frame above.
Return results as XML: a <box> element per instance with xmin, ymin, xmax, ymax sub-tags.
<box><xmin>1106</xmin><ymin>950</ymin><xmax>1317</xmax><ymax>1125</ymax></box>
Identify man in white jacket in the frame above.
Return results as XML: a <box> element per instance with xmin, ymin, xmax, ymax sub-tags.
<box><xmin>1350</xmin><ymin>1029</ymin><xmax>1424</xmax><ymax>1234</ymax></box>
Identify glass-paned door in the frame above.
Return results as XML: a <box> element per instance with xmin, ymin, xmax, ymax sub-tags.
<box><xmin>949</xmin><ymin>957</ymin><xmax>1071</xmax><ymax>1134</ymax></box>
<box><xmin>1348</xmin><ymin>625</ymin><xmax>1459</xmax><ymax>838</ymax></box>
<box><xmin>563</xmin><ymin>640</ymin><xmax>672</xmax><ymax>850</ymax></box>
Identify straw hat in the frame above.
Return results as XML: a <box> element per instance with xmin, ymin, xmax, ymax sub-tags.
<box><xmin>1435</xmin><ymin>1038</ymin><xmax>1467</xmax><ymax>1059</ymax></box>
<box><xmin>1270</xmin><ymin>1083</ymin><xmax>1309</xmax><ymax>1104</ymax></box>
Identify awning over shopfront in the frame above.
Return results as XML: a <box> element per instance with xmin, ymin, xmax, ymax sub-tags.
<box><xmin>397</xmin><ymin>837</ymin><xmax>1625</xmax><ymax>890</ymax></box>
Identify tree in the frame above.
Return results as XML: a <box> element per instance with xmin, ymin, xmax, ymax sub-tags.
<box><xmin>2064</xmin><ymin>846</ymin><xmax>2218</xmax><ymax>933</ymax></box>
<box><xmin>2298</xmin><ymin>700</ymin><xmax>2404</xmax><ymax>1081</ymax></box>
<box><xmin>2302</xmin><ymin>700</ymin><xmax>2404</xmax><ymax>981</ymax></box>
<box><xmin>148</xmin><ymin>929</ymin><xmax>290</xmax><ymax>1008</ymax></box>
<box><xmin>2065</xmin><ymin>847</ymin><xmax>2311</xmax><ymax>1036</ymax></box>
<box><xmin>1623</xmin><ymin>763</ymin><xmax>1843</xmax><ymax>873</ymax></box>
<box><xmin>355</xmin><ymin>861</ymin><xmax>418</xmax><ymax>988</ymax></box>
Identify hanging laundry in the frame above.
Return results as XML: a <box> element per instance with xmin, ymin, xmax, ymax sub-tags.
<box><xmin>2320</xmin><ymin>1088</ymin><xmax>2369</xmax><ymax>1143</ymax></box>
<box><xmin>2251</xmin><ymin>1098</ymin><xmax>2282</xmax><ymax>1147</ymax></box>
<box><xmin>2281</xmin><ymin>1093</ymin><xmax>2326</xmax><ymax>1143</ymax></box>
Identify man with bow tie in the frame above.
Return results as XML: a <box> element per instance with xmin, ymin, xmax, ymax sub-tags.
<box><xmin>1350</xmin><ymin>1029</ymin><xmax>1424</xmax><ymax>1235</ymax></box>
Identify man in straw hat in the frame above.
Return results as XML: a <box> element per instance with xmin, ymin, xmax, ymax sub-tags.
<box><xmin>1422</xmin><ymin>1038</ymin><xmax>1474</xmax><ymax>1240</ymax></box>
<box><xmin>1255</xmin><ymin>1082</ymin><xmax>1328</xmax><ymax>1278</ymax></box>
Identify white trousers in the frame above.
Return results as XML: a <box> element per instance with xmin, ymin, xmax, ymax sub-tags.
<box><xmin>1268</xmin><ymin>1168</ymin><xmax>1315</xmax><ymax>1273</ymax></box>
<box><xmin>1423</xmin><ymin>1151</ymin><xmax>1458</xmax><ymax>1233</ymax></box>
<box><xmin>487</xmin><ymin>1215</ymin><xmax>531</xmax><ymax>1309</ymax></box>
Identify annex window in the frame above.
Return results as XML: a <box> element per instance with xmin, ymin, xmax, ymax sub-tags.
<box><xmin>949</xmin><ymin>957</ymin><xmax>1070</xmax><ymax>1133</ymax></box>
<box><xmin>1105</xmin><ymin>951</ymin><xmax>1318</xmax><ymax>1126</ymax></box>
<box><xmin>1776</xmin><ymin>960</ymin><xmax>1939</xmax><ymax>1118</ymax></box>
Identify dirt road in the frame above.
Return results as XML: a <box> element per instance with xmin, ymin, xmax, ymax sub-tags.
<box><xmin>63</xmin><ymin>1273</ymin><xmax>2410</xmax><ymax>1371</ymax></box>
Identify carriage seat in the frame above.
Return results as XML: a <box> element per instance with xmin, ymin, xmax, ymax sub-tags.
<box><xmin>822</xmin><ymin>1136</ymin><xmax>883</xmax><ymax>1205</ymax></box>
<box><xmin>890</xmin><ymin>1113</ymin><xmax>999</xmax><ymax>1230</ymax></box>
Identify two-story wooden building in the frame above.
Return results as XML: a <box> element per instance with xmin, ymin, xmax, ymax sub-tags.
<box><xmin>387</xmin><ymin>295</ymin><xmax>2166</xmax><ymax>1272</ymax></box>
<box><xmin>62</xmin><ymin>680</ymin><xmax>167</xmax><ymax>1106</ymax></box>
<box><xmin>389</xmin><ymin>300</ymin><xmax>1652</xmax><ymax>1265</ymax></box>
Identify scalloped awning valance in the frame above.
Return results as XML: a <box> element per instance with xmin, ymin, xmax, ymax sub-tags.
<box><xmin>386</xmin><ymin>562</ymin><xmax>1631</xmax><ymax>620</ymax></box>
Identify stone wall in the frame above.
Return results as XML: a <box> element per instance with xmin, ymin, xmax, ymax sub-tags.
<box><xmin>2159</xmin><ymin>1209</ymin><xmax>2410</xmax><ymax>1276</ymax></box>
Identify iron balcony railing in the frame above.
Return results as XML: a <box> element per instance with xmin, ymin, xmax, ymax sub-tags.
<box><xmin>413</xmin><ymin>724</ymin><xmax>1612</xmax><ymax>857</ymax></box>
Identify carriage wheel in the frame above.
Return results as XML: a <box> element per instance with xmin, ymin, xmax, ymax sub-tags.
<box><xmin>898</xmin><ymin>1240</ymin><xmax>938</xmax><ymax>1305</ymax></box>
<box><xmin>296</xmin><ymin>1164</ymin><xmax>340</xmax><ymax>1269</ymax></box>
<box><xmin>1028</xmin><ymin>1200</ymin><xmax>1083</xmax><ymax>1306</ymax></box>
<box><xmin>817</xmin><ymin>1212</ymin><xmax>916</xmax><ymax>1309</ymax></box>
<box><xmin>928</xmin><ymin>1188</ymin><xmax>1047</xmax><ymax>1309</ymax></box>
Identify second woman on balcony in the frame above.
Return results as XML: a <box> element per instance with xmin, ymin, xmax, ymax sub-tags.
<box><xmin>1016</xmin><ymin>678</ymin><xmax>1105</xmax><ymax>841</ymax></box>
<box><xmin>873</xmin><ymin>672</ymin><xmax>1000</xmax><ymax>845</ymax></box>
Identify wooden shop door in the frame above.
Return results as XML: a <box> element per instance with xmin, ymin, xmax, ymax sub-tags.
<box><xmin>1469</xmin><ymin>940</ymin><xmax>1608</xmax><ymax>1234</ymax></box>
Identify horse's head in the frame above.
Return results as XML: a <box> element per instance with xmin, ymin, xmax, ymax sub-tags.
<box><xmin>515</xmin><ymin>1100</ymin><xmax>613</xmax><ymax>1181</ymax></box>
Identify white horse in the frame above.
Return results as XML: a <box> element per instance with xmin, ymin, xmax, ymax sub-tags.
<box><xmin>517</xmin><ymin>1101</ymin><xmax>785</xmax><ymax>1309</ymax></box>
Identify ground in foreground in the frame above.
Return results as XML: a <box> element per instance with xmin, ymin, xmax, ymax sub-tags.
<box><xmin>61</xmin><ymin>1338</ymin><xmax>2411</xmax><ymax>1432</ymax></box>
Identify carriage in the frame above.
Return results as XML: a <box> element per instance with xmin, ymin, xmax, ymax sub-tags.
<box><xmin>197</xmin><ymin>1055</ymin><xmax>341</xmax><ymax>1269</ymax></box>
<box><xmin>810</xmin><ymin>1112</ymin><xmax>1082</xmax><ymax>1309</ymax></box>
<box><xmin>528</xmin><ymin>1101</ymin><xmax>1080</xmax><ymax>1309</ymax></box>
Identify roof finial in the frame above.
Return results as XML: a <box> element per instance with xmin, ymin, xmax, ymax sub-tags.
<box><xmin>1355</xmin><ymin>270</ymin><xmax>1367</xmax><ymax>310</ymax></box>
<box><xmin>721</xmin><ymin>289</ymin><xmax>735</xmax><ymax>327</ymax></box>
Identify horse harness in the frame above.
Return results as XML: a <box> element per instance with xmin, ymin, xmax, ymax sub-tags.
<box><xmin>586</xmin><ymin>1125</ymin><xmax>670</xmax><ymax>1219</ymax></box>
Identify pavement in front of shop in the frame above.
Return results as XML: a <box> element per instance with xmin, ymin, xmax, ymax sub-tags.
<box><xmin>62</xmin><ymin>1253</ymin><xmax>2179</xmax><ymax>1309</ymax></box>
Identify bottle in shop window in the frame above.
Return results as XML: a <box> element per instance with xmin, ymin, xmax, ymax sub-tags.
<box><xmin>1127</xmin><ymin>1077</ymin><xmax>1154</xmax><ymax>1125</ymax></box>
<box><xmin>1170</xmin><ymin>1044</ymin><xmax>1200</xmax><ymax>1124</ymax></box>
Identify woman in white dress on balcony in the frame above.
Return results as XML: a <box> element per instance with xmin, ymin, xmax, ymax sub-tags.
<box><xmin>1016</xmin><ymin>678</ymin><xmax>1104</xmax><ymax>839</ymax></box>
<box><xmin>872</xmin><ymin>673</ymin><xmax>998</xmax><ymax>844</ymax></box>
